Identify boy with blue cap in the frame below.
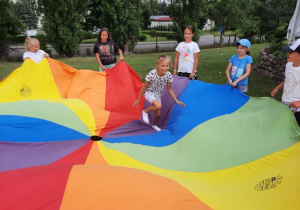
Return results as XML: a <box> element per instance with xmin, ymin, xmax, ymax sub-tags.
<box><xmin>225</xmin><ymin>39</ymin><xmax>253</xmax><ymax>92</ymax></box>
<box><xmin>271</xmin><ymin>39</ymin><xmax>300</xmax><ymax>126</ymax></box>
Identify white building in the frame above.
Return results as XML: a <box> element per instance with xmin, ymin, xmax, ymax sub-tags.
<box><xmin>202</xmin><ymin>19</ymin><xmax>215</xmax><ymax>31</ymax></box>
<box><xmin>149</xmin><ymin>15</ymin><xmax>215</xmax><ymax>31</ymax></box>
<box><xmin>150</xmin><ymin>15</ymin><xmax>173</xmax><ymax>28</ymax></box>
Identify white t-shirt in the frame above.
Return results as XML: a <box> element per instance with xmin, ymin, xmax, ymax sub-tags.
<box><xmin>175</xmin><ymin>41</ymin><xmax>200</xmax><ymax>73</ymax></box>
<box><xmin>23</xmin><ymin>50</ymin><xmax>47</xmax><ymax>63</ymax></box>
<box><xmin>145</xmin><ymin>69</ymin><xmax>173</xmax><ymax>99</ymax></box>
<box><xmin>282</xmin><ymin>62</ymin><xmax>300</xmax><ymax>103</ymax></box>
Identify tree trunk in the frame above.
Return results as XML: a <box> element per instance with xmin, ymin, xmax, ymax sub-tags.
<box><xmin>219</xmin><ymin>15</ymin><xmax>227</xmax><ymax>48</ymax></box>
<box><xmin>123</xmin><ymin>39</ymin><xmax>132</xmax><ymax>55</ymax></box>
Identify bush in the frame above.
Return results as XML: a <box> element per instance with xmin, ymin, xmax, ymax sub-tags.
<box><xmin>83</xmin><ymin>31</ymin><xmax>95</xmax><ymax>39</ymax></box>
<box><xmin>148</xmin><ymin>25</ymin><xmax>172</xmax><ymax>31</ymax></box>
<box><xmin>139</xmin><ymin>34</ymin><xmax>147</xmax><ymax>41</ymax></box>
<box><xmin>142</xmin><ymin>31</ymin><xmax>174</xmax><ymax>38</ymax></box>
<box><xmin>166</xmin><ymin>34</ymin><xmax>174</xmax><ymax>40</ymax></box>
<box><xmin>265</xmin><ymin>29</ymin><xmax>287</xmax><ymax>55</ymax></box>
<box><xmin>149</xmin><ymin>30</ymin><xmax>156</xmax><ymax>37</ymax></box>
<box><xmin>6</xmin><ymin>35</ymin><xmax>27</xmax><ymax>44</ymax></box>
<box><xmin>85</xmin><ymin>48</ymin><xmax>92</xmax><ymax>56</ymax></box>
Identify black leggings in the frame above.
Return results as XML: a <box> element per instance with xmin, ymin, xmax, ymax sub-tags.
<box><xmin>178</xmin><ymin>72</ymin><xmax>197</xmax><ymax>80</ymax></box>
<box><xmin>294</xmin><ymin>111</ymin><xmax>300</xmax><ymax>127</ymax></box>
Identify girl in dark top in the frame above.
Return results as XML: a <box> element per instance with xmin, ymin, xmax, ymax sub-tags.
<box><xmin>93</xmin><ymin>27</ymin><xmax>123</xmax><ymax>72</ymax></box>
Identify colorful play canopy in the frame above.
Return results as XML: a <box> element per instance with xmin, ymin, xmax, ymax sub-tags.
<box><xmin>0</xmin><ymin>58</ymin><xmax>299</xmax><ymax>209</ymax></box>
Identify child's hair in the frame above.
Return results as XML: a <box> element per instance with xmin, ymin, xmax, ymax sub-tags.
<box><xmin>156</xmin><ymin>55</ymin><xmax>171</xmax><ymax>64</ymax></box>
<box><xmin>236</xmin><ymin>43</ymin><xmax>251</xmax><ymax>56</ymax></box>
<box><xmin>185</xmin><ymin>25</ymin><xmax>195</xmax><ymax>34</ymax></box>
<box><xmin>24</xmin><ymin>37</ymin><xmax>39</xmax><ymax>51</ymax></box>
<box><xmin>96</xmin><ymin>27</ymin><xmax>111</xmax><ymax>43</ymax></box>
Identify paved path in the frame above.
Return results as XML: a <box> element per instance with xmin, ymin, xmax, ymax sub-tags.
<box><xmin>8</xmin><ymin>34</ymin><xmax>238</xmax><ymax>61</ymax></box>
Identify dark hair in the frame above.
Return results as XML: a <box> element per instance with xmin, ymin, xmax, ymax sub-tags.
<box><xmin>185</xmin><ymin>25</ymin><xmax>195</xmax><ymax>34</ymax></box>
<box><xmin>96</xmin><ymin>27</ymin><xmax>111</xmax><ymax>43</ymax></box>
<box><xmin>236</xmin><ymin>43</ymin><xmax>251</xmax><ymax>56</ymax></box>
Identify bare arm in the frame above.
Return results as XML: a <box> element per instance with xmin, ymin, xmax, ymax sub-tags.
<box><xmin>189</xmin><ymin>52</ymin><xmax>199</xmax><ymax>79</ymax></box>
<box><xmin>95</xmin><ymin>53</ymin><xmax>106</xmax><ymax>70</ymax></box>
<box><xmin>225</xmin><ymin>62</ymin><xmax>233</xmax><ymax>84</ymax></box>
<box><xmin>173</xmin><ymin>51</ymin><xmax>180</xmax><ymax>75</ymax></box>
<box><xmin>232</xmin><ymin>63</ymin><xmax>251</xmax><ymax>87</ymax></box>
<box><xmin>118</xmin><ymin>49</ymin><xmax>123</xmax><ymax>61</ymax></box>
<box><xmin>167</xmin><ymin>82</ymin><xmax>185</xmax><ymax>107</ymax></box>
<box><xmin>133</xmin><ymin>81</ymin><xmax>149</xmax><ymax>107</ymax></box>
<box><xmin>271</xmin><ymin>80</ymin><xmax>285</xmax><ymax>98</ymax></box>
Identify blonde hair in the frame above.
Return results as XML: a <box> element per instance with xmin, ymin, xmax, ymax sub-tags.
<box><xmin>24</xmin><ymin>37</ymin><xmax>40</xmax><ymax>51</ymax></box>
<box><xmin>156</xmin><ymin>55</ymin><xmax>171</xmax><ymax>64</ymax></box>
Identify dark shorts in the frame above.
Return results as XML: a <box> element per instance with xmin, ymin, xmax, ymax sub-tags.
<box><xmin>178</xmin><ymin>72</ymin><xmax>197</xmax><ymax>80</ymax></box>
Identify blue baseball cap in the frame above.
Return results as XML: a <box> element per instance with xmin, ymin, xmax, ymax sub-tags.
<box><xmin>234</xmin><ymin>39</ymin><xmax>251</xmax><ymax>48</ymax></box>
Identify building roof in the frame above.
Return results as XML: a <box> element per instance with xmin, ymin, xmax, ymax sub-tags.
<box><xmin>150</xmin><ymin>16</ymin><xmax>172</xmax><ymax>21</ymax></box>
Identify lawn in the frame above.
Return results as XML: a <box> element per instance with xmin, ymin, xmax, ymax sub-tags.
<box><xmin>0</xmin><ymin>43</ymin><xmax>283</xmax><ymax>100</ymax></box>
<box><xmin>81</xmin><ymin>35</ymin><xmax>169</xmax><ymax>44</ymax></box>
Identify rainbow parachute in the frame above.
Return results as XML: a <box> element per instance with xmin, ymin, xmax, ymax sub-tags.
<box><xmin>0</xmin><ymin>58</ymin><xmax>300</xmax><ymax>209</ymax></box>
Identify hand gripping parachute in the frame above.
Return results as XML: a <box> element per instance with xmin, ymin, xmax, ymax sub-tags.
<box><xmin>0</xmin><ymin>58</ymin><xmax>300</xmax><ymax>209</ymax></box>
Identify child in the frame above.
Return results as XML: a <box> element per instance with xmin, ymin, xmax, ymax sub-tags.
<box><xmin>133</xmin><ymin>55</ymin><xmax>185</xmax><ymax>131</ymax></box>
<box><xmin>271</xmin><ymin>39</ymin><xmax>300</xmax><ymax>126</ymax></box>
<box><xmin>225</xmin><ymin>39</ymin><xmax>253</xmax><ymax>92</ymax></box>
<box><xmin>23</xmin><ymin>37</ymin><xmax>49</xmax><ymax>63</ymax></box>
<box><xmin>173</xmin><ymin>25</ymin><xmax>200</xmax><ymax>80</ymax></box>
<box><xmin>93</xmin><ymin>27</ymin><xmax>123</xmax><ymax>72</ymax></box>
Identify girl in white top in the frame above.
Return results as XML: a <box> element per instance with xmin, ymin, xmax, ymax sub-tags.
<box><xmin>23</xmin><ymin>37</ymin><xmax>49</xmax><ymax>63</ymax></box>
<box><xmin>173</xmin><ymin>25</ymin><xmax>200</xmax><ymax>80</ymax></box>
<box><xmin>133</xmin><ymin>55</ymin><xmax>185</xmax><ymax>131</ymax></box>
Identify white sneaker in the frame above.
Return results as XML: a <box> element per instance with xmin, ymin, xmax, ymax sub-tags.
<box><xmin>152</xmin><ymin>125</ymin><xmax>161</xmax><ymax>131</ymax></box>
<box><xmin>142</xmin><ymin>110</ymin><xmax>149</xmax><ymax>124</ymax></box>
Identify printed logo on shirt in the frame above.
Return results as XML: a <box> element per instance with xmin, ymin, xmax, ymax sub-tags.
<box><xmin>180</xmin><ymin>46</ymin><xmax>191</xmax><ymax>61</ymax></box>
<box><xmin>236</xmin><ymin>68</ymin><xmax>244</xmax><ymax>78</ymax></box>
<box><xmin>231</xmin><ymin>66</ymin><xmax>237</xmax><ymax>75</ymax></box>
<box><xmin>284</xmin><ymin>72</ymin><xmax>297</xmax><ymax>94</ymax></box>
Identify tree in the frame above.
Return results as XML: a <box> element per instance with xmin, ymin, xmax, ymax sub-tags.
<box><xmin>251</xmin><ymin>0</ymin><xmax>297</xmax><ymax>38</ymax></box>
<box><xmin>141</xmin><ymin>1</ymin><xmax>152</xmax><ymax>29</ymax></box>
<box><xmin>208</xmin><ymin>0</ymin><xmax>259</xmax><ymax>46</ymax></box>
<box><xmin>82</xmin><ymin>0</ymin><xmax>103</xmax><ymax>32</ymax></box>
<box><xmin>0</xmin><ymin>0</ymin><xmax>25</xmax><ymax>60</ymax></box>
<box><xmin>168</xmin><ymin>0</ymin><xmax>208</xmax><ymax>43</ymax></box>
<box><xmin>36</xmin><ymin>0</ymin><xmax>89</xmax><ymax>57</ymax></box>
<box><xmin>15</xmin><ymin>0</ymin><xmax>38</xmax><ymax>29</ymax></box>
<box><xmin>100</xmin><ymin>0</ymin><xmax>143</xmax><ymax>54</ymax></box>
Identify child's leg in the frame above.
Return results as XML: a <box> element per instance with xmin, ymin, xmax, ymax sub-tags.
<box><xmin>152</xmin><ymin>109</ymin><xmax>161</xmax><ymax>126</ymax></box>
<box><xmin>142</xmin><ymin>100</ymin><xmax>161</xmax><ymax>124</ymax></box>
<box><xmin>144</xmin><ymin>99</ymin><xmax>161</xmax><ymax>113</ymax></box>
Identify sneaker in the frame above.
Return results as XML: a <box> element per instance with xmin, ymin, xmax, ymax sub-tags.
<box><xmin>152</xmin><ymin>125</ymin><xmax>161</xmax><ymax>131</ymax></box>
<box><xmin>142</xmin><ymin>110</ymin><xmax>149</xmax><ymax>124</ymax></box>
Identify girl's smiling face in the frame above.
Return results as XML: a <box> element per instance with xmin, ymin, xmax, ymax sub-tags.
<box><xmin>101</xmin><ymin>31</ymin><xmax>108</xmax><ymax>43</ymax></box>
<box><xmin>29</xmin><ymin>43</ymin><xmax>40</xmax><ymax>53</ymax></box>
<box><xmin>236</xmin><ymin>45</ymin><xmax>248</xmax><ymax>57</ymax></box>
<box><xmin>156</xmin><ymin>59</ymin><xmax>170</xmax><ymax>76</ymax></box>
<box><xmin>184</xmin><ymin>28</ymin><xmax>194</xmax><ymax>43</ymax></box>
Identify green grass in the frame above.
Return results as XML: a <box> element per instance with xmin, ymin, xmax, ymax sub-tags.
<box><xmin>80</xmin><ymin>35</ymin><xmax>169</xmax><ymax>44</ymax></box>
<box><xmin>0</xmin><ymin>43</ymin><xmax>283</xmax><ymax>101</ymax></box>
